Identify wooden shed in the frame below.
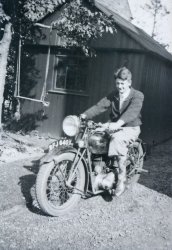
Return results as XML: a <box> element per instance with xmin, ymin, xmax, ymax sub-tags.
<box><xmin>18</xmin><ymin>1</ymin><xmax>172</xmax><ymax>146</ymax></box>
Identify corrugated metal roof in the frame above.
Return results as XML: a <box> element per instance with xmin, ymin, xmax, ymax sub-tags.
<box><xmin>95</xmin><ymin>1</ymin><xmax>172</xmax><ymax>62</ymax></box>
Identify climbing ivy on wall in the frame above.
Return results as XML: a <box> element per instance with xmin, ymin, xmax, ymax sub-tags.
<box><xmin>25</xmin><ymin>0</ymin><xmax>116</xmax><ymax>55</ymax></box>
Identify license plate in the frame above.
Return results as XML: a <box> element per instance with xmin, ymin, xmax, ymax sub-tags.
<box><xmin>48</xmin><ymin>138</ymin><xmax>73</xmax><ymax>151</ymax></box>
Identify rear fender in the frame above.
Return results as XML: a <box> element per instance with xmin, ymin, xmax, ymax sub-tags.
<box><xmin>40</xmin><ymin>146</ymin><xmax>89</xmax><ymax>193</ymax></box>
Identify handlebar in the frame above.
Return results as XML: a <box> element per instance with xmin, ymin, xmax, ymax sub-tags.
<box><xmin>79</xmin><ymin>116</ymin><xmax>120</xmax><ymax>134</ymax></box>
<box><xmin>79</xmin><ymin>115</ymin><xmax>102</xmax><ymax>130</ymax></box>
<box><xmin>87</xmin><ymin>120</ymin><xmax>102</xmax><ymax>129</ymax></box>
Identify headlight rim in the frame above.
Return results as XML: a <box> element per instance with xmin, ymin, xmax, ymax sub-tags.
<box><xmin>62</xmin><ymin>115</ymin><xmax>80</xmax><ymax>137</ymax></box>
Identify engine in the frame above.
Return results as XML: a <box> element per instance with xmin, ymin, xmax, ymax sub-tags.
<box><xmin>91</xmin><ymin>155</ymin><xmax>116</xmax><ymax>192</ymax></box>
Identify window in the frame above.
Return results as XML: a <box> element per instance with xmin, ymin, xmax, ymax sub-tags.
<box><xmin>52</xmin><ymin>54</ymin><xmax>88</xmax><ymax>95</ymax></box>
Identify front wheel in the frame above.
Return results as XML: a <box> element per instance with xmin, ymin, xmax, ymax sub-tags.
<box><xmin>36</xmin><ymin>152</ymin><xmax>86</xmax><ymax>216</ymax></box>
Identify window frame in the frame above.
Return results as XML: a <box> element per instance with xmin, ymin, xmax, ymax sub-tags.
<box><xmin>50</xmin><ymin>53</ymin><xmax>89</xmax><ymax>97</ymax></box>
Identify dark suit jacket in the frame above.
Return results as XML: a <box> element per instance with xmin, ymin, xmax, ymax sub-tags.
<box><xmin>84</xmin><ymin>88</ymin><xmax>144</xmax><ymax>127</ymax></box>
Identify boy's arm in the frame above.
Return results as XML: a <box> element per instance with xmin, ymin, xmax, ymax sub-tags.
<box><xmin>83</xmin><ymin>96</ymin><xmax>111</xmax><ymax>119</ymax></box>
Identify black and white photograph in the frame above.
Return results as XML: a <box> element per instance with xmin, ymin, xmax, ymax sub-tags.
<box><xmin>0</xmin><ymin>0</ymin><xmax>172</xmax><ymax>249</ymax></box>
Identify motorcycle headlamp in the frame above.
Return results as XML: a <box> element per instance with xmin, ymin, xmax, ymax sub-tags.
<box><xmin>62</xmin><ymin>115</ymin><xmax>80</xmax><ymax>137</ymax></box>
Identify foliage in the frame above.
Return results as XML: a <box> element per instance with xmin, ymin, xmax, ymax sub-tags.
<box><xmin>24</xmin><ymin>0</ymin><xmax>116</xmax><ymax>56</ymax></box>
<box><xmin>143</xmin><ymin>0</ymin><xmax>170</xmax><ymax>38</ymax></box>
<box><xmin>0</xmin><ymin>2</ymin><xmax>10</xmax><ymax>22</ymax></box>
<box><xmin>52</xmin><ymin>0</ymin><xmax>116</xmax><ymax>55</ymax></box>
<box><xmin>0</xmin><ymin>0</ymin><xmax>31</xmax><ymax>123</ymax></box>
<box><xmin>145</xmin><ymin>0</ymin><xmax>170</xmax><ymax>16</ymax></box>
<box><xmin>2</xmin><ymin>46</ymin><xmax>17</xmax><ymax>122</ymax></box>
<box><xmin>1</xmin><ymin>0</ymin><xmax>49</xmax><ymax>123</ymax></box>
<box><xmin>24</xmin><ymin>0</ymin><xmax>66</xmax><ymax>22</ymax></box>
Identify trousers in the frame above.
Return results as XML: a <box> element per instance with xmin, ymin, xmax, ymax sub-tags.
<box><xmin>108</xmin><ymin>126</ymin><xmax>141</xmax><ymax>183</ymax></box>
<box><xmin>108</xmin><ymin>126</ymin><xmax>141</xmax><ymax>157</ymax></box>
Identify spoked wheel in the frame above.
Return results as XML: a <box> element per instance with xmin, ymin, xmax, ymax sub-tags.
<box><xmin>126</xmin><ymin>142</ymin><xmax>144</xmax><ymax>185</ymax></box>
<box><xmin>36</xmin><ymin>152</ymin><xmax>85</xmax><ymax>216</ymax></box>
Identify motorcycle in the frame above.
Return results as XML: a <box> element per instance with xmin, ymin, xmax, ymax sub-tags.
<box><xmin>35</xmin><ymin>115</ymin><xmax>146</xmax><ymax>216</ymax></box>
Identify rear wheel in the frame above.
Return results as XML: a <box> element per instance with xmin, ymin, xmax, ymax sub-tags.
<box><xmin>36</xmin><ymin>152</ymin><xmax>85</xmax><ymax>216</ymax></box>
<box><xmin>126</xmin><ymin>142</ymin><xmax>144</xmax><ymax>184</ymax></box>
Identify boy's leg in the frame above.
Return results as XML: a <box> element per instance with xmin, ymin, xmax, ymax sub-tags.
<box><xmin>108</xmin><ymin>127</ymin><xmax>140</xmax><ymax>196</ymax></box>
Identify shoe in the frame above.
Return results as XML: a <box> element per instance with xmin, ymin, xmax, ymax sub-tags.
<box><xmin>115</xmin><ymin>181</ymin><xmax>125</xmax><ymax>197</ymax></box>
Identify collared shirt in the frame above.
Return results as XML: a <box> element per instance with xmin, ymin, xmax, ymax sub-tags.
<box><xmin>119</xmin><ymin>89</ymin><xmax>131</xmax><ymax>110</ymax></box>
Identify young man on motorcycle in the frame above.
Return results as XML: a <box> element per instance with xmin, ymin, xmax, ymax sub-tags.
<box><xmin>82</xmin><ymin>67</ymin><xmax>144</xmax><ymax>196</ymax></box>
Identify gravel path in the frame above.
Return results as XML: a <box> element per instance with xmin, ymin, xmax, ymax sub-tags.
<box><xmin>0</xmin><ymin>139</ymin><xmax>172</xmax><ymax>250</ymax></box>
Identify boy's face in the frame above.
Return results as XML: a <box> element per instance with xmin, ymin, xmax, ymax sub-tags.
<box><xmin>115</xmin><ymin>78</ymin><xmax>131</xmax><ymax>95</ymax></box>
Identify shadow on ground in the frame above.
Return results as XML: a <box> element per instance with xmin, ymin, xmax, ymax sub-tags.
<box><xmin>139</xmin><ymin>147</ymin><xmax>172</xmax><ymax>198</ymax></box>
<box><xmin>19</xmin><ymin>159</ymin><xmax>45</xmax><ymax>215</ymax></box>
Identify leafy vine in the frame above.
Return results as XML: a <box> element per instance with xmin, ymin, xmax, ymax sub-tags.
<box><xmin>52</xmin><ymin>0</ymin><xmax>116</xmax><ymax>55</ymax></box>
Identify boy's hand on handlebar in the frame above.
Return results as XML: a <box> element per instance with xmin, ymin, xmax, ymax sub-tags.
<box><xmin>108</xmin><ymin>122</ymin><xmax>122</xmax><ymax>132</ymax></box>
<box><xmin>95</xmin><ymin>122</ymin><xmax>122</xmax><ymax>132</ymax></box>
<box><xmin>95</xmin><ymin>122</ymin><xmax>109</xmax><ymax>132</ymax></box>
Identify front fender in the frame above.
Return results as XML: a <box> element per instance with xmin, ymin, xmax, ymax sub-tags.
<box><xmin>39</xmin><ymin>146</ymin><xmax>89</xmax><ymax>193</ymax></box>
<box><xmin>40</xmin><ymin>146</ymin><xmax>76</xmax><ymax>165</ymax></box>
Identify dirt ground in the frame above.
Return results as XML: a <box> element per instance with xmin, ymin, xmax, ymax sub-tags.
<box><xmin>0</xmin><ymin>131</ymin><xmax>172</xmax><ymax>250</ymax></box>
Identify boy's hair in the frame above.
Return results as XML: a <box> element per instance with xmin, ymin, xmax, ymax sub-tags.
<box><xmin>114</xmin><ymin>67</ymin><xmax>132</xmax><ymax>81</ymax></box>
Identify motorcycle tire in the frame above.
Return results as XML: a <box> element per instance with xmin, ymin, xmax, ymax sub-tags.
<box><xmin>35</xmin><ymin>152</ymin><xmax>85</xmax><ymax>216</ymax></box>
<box><xmin>127</xmin><ymin>142</ymin><xmax>144</xmax><ymax>185</ymax></box>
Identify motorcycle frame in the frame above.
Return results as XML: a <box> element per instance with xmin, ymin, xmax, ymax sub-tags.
<box><xmin>66</xmin><ymin>139</ymin><xmax>147</xmax><ymax>196</ymax></box>
<box><xmin>66</xmin><ymin>145</ymin><xmax>105</xmax><ymax>196</ymax></box>
<box><xmin>63</xmin><ymin>123</ymin><xmax>106</xmax><ymax>195</ymax></box>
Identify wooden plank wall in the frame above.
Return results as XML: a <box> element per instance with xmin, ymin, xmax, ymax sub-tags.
<box><xmin>84</xmin><ymin>50</ymin><xmax>145</xmax><ymax>121</ymax></box>
<box><xmin>91</xmin><ymin>28</ymin><xmax>143</xmax><ymax>50</ymax></box>
<box><xmin>20</xmin><ymin>46</ymin><xmax>89</xmax><ymax>138</ymax></box>
<box><xmin>141</xmin><ymin>56</ymin><xmax>172</xmax><ymax>144</ymax></box>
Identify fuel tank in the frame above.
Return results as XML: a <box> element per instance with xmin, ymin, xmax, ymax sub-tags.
<box><xmin>88</xmin><ymin>131</ymin><xmax>109</xmax><ymax>154</ymax></box>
